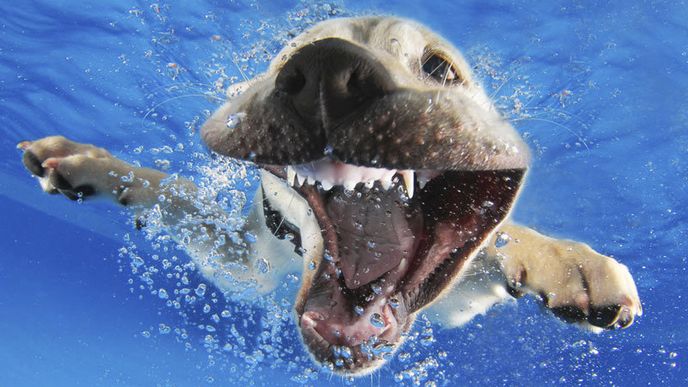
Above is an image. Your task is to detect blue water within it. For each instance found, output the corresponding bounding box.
[1,0,686,385]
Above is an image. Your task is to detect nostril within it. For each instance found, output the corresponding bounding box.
[343,66,386,101]
[346,70,360,94]
[276,67,306,95]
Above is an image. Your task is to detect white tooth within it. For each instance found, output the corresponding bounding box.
[361,168,384,185]
[321,179,334,191]
[364,180,374,189]
[400,170,415,198]
[344,179,358,191]
[307,175,316,185]
[417,170,439,189]
[418,178,429,189]
[287,166,296,186]
[379,169,396,190]
[338,165,362,187]
[296,173,306,186]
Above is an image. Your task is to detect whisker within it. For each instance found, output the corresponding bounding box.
[141,93,224,123]
[273,193,296,237]
[146,81,217,96]
[489,72,516,101]
[232,55,250,82]
[515,117,590,150]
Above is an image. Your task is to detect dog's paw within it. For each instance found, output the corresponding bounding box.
[497,232,642,331]
[18,136,128,201]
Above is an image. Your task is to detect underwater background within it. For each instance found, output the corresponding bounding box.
[0,0,686,385]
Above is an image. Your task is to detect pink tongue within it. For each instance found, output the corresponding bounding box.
[326,188,423,289]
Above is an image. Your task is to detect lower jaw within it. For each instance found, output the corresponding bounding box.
[299,168,524,309]
[287,167,525,374]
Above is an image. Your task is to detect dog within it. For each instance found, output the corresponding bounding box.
[18,16,641,376]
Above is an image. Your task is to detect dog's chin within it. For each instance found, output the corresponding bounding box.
[259,158,524,374]
[299,306,408,376]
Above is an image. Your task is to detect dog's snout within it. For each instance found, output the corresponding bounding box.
[276,38,395,126]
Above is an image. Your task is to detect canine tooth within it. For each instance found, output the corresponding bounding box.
[400,170,415,198]
[296,173,306,186]
[417,170,439,189]
[321,180,334,191]
[287,166,296,186]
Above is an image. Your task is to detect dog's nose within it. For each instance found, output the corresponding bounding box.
[275,38,395,127]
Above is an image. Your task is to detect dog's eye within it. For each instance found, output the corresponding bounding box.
[421,53,462,85]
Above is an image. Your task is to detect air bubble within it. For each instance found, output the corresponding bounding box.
[158,324,171,334]
[323,144,334,156]
[255,258,270,273]
[354,305,364,316]
[195,283,207,297]
[226,112,246,129]
[245,232,257,243]
[370,313,385,328]
[371,284,382,295]
[340,346,352,359]
[495,232,511,248]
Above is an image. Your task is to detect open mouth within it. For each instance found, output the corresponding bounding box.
[262,159,524,373]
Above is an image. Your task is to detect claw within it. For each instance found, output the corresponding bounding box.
[42,157,60,170]
[617,306,634,328]
[17,141,32,151]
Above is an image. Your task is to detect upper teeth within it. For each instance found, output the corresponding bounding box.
[286,161,437,199]
[399,170,414,199]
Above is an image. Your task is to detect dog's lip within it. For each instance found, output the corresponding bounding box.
[202,87,530,171]
[325,89,531,169]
